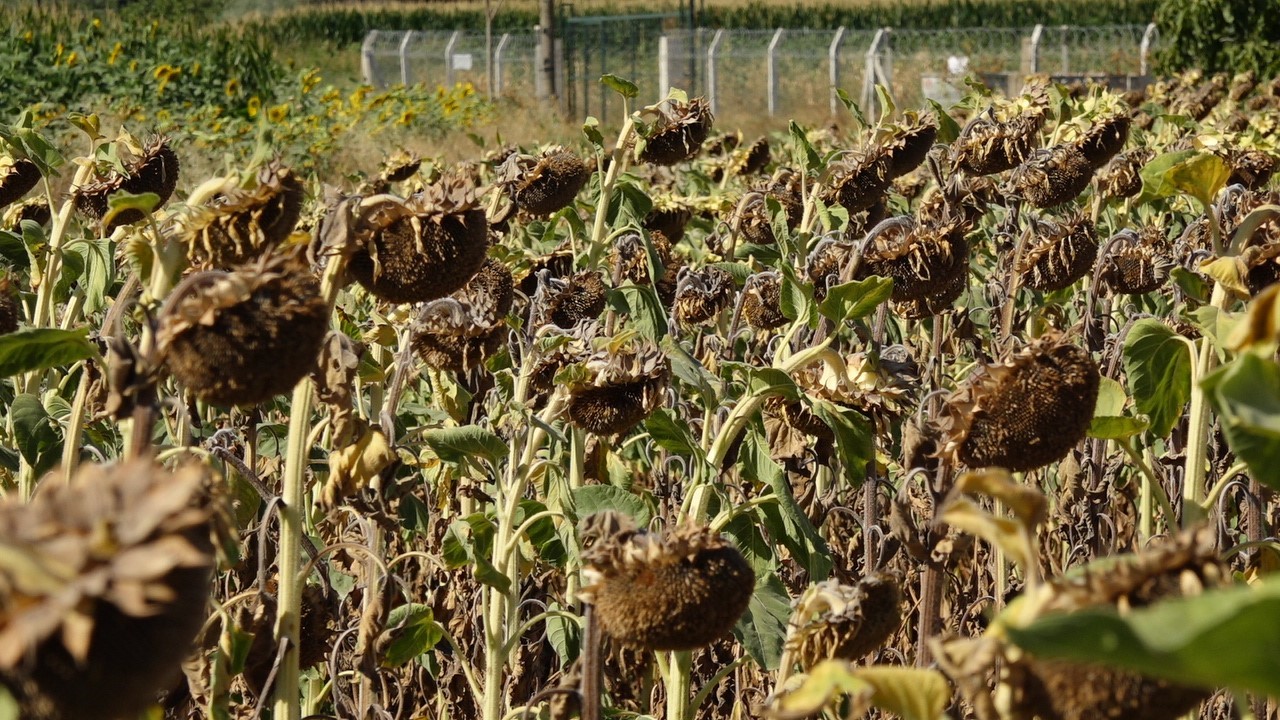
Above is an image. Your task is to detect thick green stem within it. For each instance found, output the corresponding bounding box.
[665,650,693,720]
[1183,282,1229,524]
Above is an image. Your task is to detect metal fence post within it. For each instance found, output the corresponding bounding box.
[1140,22,1157,76]
[862,28,886,114]
[1059,25,1069,74]
[828,26,846,116]
[398,30,415,87]
[658,35,671,97]
[1029,24,1043,74]
[706,29,724,116]
[493,33,511,95]
[361,30,380,87]
[444,30,460,87]
[767,28,785,116]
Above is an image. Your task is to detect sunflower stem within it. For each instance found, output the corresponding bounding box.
[665,650,693,720]
[1183,281,1229,525]
[272,248,348,720]
[588,108,636,270]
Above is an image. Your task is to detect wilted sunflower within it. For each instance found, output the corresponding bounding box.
[1074,112,1130,169]
[643,199,694,243]
[943,528,1221,720]
[825,150,892,214]
[74,136,179,232]
[741,271,788,330]
[0,461,215,720]
[858,216,969,303]
[380,149,422,184]
[158,250,329,407]
[501,146,592,216]
[1098,227,1173,295]
[612,231,681,305]
[806,237,855,302]
[730,136,772,176]
[347,175,489,304]
[953,111,1043,176]
[0,273,18,335]
[1095,147,1153,201]
[639,97,714,166]
[562,328,670,436]
[882,114,939,178]
[1010,144,1095,209]
[536,269,608,329]
[891,261,968,320]
[1226,148,1277,190]
[673,265,735,326]
[784,575,903,669]
[179,163,306,269]
[411,258,513,372]
[1017,212,1098,292]
[579,512,753,651]
[2,198,50,230]
[0,156,40,210]
[941,332,1100,472]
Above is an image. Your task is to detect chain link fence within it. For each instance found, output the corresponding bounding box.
[362,22,1158,124]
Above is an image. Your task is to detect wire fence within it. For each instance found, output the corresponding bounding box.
[362,22,1159,125]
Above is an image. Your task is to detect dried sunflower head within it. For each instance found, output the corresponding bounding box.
[502,146,592,216]
[158,249,330,407]
[1099,227,1172,295]
[536,269,608,329]
[891,260,968,320]
[0,461,215,720]
[559,326,671,435]
[1017,212,1098,292]
[785,575,903,669]
[0,273,19,335]
[179,163,306,269]
[859,216,969,303]
[1010,144,1095,209]
[741,271,788,330]
[74,136,179,232]
[380,149,422,184]
[953,112,1042,176]
[410,258,513,372]
[643,198,694,243]
[0,157,40,210]
[579,512,753,651]
[806,237,855,302]
[825,150,892,214]
[673,265,736,326]
[1075,112,1131,169]
[731,136,772,176]
[347,175,489,304]
[793,350,915,425]
[3,198,50,230]
[1095,147,1153,201]
[639,97,714,166]
[882,114,939,178]
[941,331,1100,472]
[1227,148,1277,190]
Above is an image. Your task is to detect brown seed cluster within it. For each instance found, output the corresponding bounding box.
[859,217,969,303]
[579,512,753,651]
[673,265,736,326]
[1018,212,1098,292]
[74,136,180,232]
[942,332,1100,472]
[567,333,670,436]
[504,147,593,216]
[159,251,330,407]
[411,257,514,372]
[953,112,1043,176]
[742,271,788,330]
[180,163,306,268]
[786,574,903,669]
[347,177,489,304]
[0,157,40,210]
[1095,147,1153,201]
[1011,144,1095,209]
[0,461,215,720]
[639,98,714,166]
[826,151,892,214]
[883,116,939,178]
[540,270,608,329]
[1099,227,1172,295]
[1075,112,1131,168]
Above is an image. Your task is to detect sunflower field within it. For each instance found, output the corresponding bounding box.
[4,1,1280,716]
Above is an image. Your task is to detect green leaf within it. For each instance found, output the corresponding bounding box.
[582,116,603,147]
[0,327,96,377]
[600,73,639,99]
[11,393,58,476]
[853,666,950,720]
[835,88,869,129]
[516,499,565,567]
[777,264,817,329]
[742,425,832,579]
[809,398,873,478]
[571,484,651,528]
[645,408,705,461]
[224,624,255,675]
[1137,150,1228,207]
[661,335,717,403]
[607,285,668,341]
[1122,319,1192,438]
[928,99,961,144]
[1136,149,1197,204]
[817,276,893,325]
[101,191,160,229]
[422,425,507,465]
[873,84,897,122]
[1089,376,1149,439]
[1202,353,1280,491]
[733,571,792,671]
[381,604,444,667]
[1006,576,1280,697]
[788,120,821,173]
